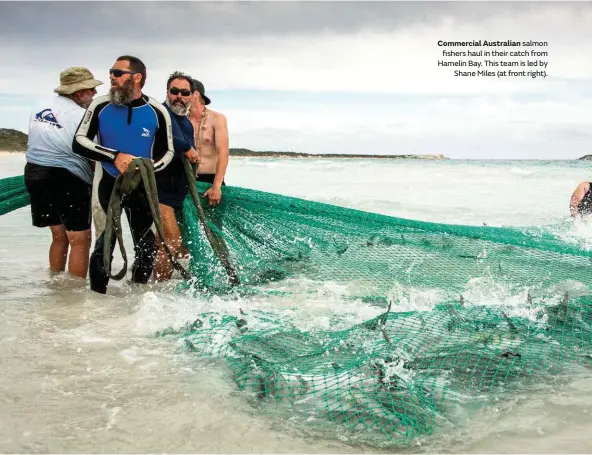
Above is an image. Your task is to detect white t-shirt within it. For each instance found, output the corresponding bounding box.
[25,95,93,184]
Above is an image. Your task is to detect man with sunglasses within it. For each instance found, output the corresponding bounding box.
[72,55,175,294]
[153,71,199,281]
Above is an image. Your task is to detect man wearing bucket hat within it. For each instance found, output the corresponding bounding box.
[188,79,229,206]
[24,66,102,279]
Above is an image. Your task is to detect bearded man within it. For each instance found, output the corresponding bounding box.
[72,55,175,294]
[152,71,199,281]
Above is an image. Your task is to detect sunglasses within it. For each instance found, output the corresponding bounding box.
[109,69,137,77]
[169,87,192,96]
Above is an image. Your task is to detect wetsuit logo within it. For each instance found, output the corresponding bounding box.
[141,127,150,138]
[34,109,63,129]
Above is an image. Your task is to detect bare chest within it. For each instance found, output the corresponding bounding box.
[191,115,214,148]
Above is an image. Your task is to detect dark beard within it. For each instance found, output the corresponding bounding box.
[165,98,190,116]
[110,78,135,105]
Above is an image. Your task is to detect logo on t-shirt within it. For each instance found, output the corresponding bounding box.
[34,109,63,129]
[142,127,150,138]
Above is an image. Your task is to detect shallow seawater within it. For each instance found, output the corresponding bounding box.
[1,153,592,453]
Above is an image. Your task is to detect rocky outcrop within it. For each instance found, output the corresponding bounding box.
[0,128,28,152]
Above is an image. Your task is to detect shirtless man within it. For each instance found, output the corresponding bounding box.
[570,181,592,217]
[187,79,229,206]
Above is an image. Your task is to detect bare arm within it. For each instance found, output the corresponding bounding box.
[213,113,229,188]
[570,181,589,217]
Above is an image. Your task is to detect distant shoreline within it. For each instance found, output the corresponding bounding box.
[229,150,448,160]
[0,150,25,156]
[1,148,591,162]
[0,148,448,160]
[1,128,590,161]
[0,128,448,160]
[1,149,591,161]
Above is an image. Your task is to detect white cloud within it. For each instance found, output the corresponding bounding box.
[0,2,590,159]
[2,3,590,96]
[142,3,591,95]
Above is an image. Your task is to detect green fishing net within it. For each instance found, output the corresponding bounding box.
[0,175,29,216]
[182,295,592,447]
[177,181,592,447]
[2,174,592,447]
[178,182,592,300]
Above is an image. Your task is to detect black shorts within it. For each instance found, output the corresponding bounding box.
[24,162,92,232]
[579,185,592,215]
[156,170,189,210]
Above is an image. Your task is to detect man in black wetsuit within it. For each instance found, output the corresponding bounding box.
[72,55,175,294]
[570,181,592,217]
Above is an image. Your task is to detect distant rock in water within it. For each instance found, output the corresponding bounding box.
[579,155,592,161]
[0,128,28,152]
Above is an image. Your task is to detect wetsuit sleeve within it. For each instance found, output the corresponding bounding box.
[148,99,175,172]
[72,96,120,163]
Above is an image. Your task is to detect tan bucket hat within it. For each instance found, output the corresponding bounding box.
[54,67,103,95]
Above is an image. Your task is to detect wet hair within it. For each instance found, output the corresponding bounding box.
[166,71,195,92]
[116,55,147,88]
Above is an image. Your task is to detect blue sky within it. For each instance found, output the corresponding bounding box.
[0,1,591,159]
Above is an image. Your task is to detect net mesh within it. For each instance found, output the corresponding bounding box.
[182,296,592,446]
[176,181,592,447]
[178,182,592,299]
[2,174,592,447]
[0,175,29,216]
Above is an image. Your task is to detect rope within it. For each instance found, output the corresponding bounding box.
[182,157,240,285]
[102,158,192,282]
